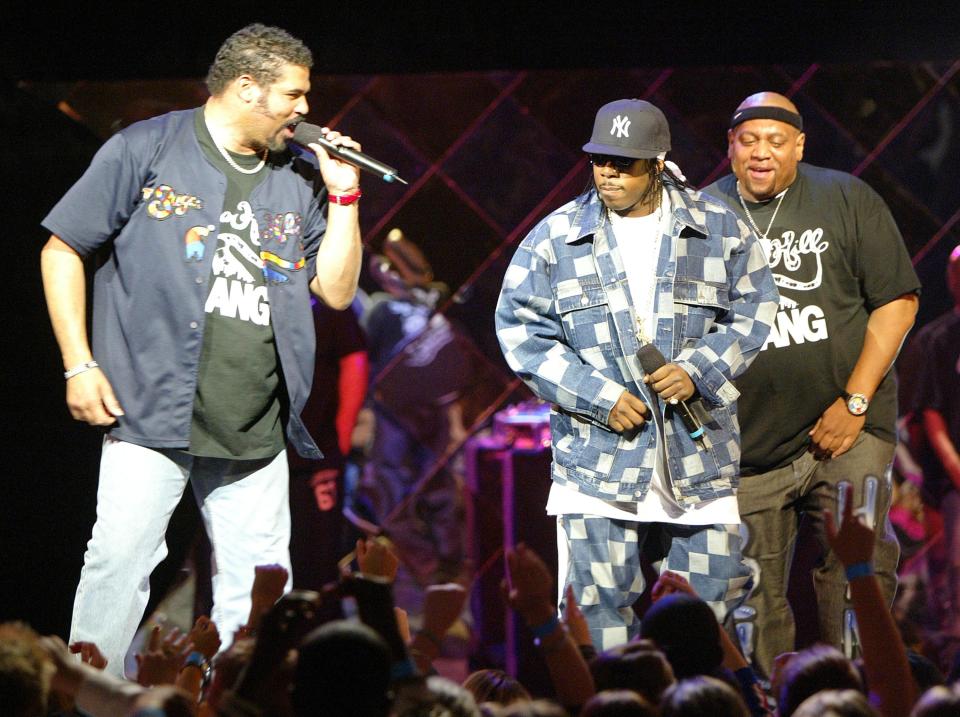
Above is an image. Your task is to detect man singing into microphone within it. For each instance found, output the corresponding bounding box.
[40,24,362,675]
[496,99,779,649]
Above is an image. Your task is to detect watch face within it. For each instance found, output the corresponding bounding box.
[847,393,869,416]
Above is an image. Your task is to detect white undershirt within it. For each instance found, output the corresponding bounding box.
[547,191,739,526]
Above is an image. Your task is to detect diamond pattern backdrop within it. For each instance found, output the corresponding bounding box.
[19,59,960,640]
[36,60,960,330]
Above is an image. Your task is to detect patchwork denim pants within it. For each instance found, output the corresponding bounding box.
[735,432,898,678]
[558,514,753,651]
[69,436,292,677]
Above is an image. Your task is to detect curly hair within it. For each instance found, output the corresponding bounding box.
[206,23,312,96]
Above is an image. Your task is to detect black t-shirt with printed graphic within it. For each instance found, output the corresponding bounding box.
[189,108,287,459]
[704,163,920,474]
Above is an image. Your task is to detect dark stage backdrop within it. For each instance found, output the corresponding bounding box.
[5,59,959,635]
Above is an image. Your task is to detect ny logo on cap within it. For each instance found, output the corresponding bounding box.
[610,114,631,138]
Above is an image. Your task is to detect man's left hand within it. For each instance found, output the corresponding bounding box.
[307,128,362,194]
[809,397,865,460]
[644,363,695,404]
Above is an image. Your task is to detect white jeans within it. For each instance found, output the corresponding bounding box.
[69,436,292,677]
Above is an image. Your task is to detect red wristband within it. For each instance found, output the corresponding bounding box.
[328,188,362,206]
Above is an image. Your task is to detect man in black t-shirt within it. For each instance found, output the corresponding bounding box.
[703,92,920,677]
[908,247,960,633]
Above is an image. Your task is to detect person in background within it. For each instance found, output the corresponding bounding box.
[289,299,368,590]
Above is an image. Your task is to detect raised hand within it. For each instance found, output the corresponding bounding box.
[41,635,85,697]
[563,583,592,647]
[422,583,468,642]
[69,640,108,670]
[502,542,556,626]
[186,615,221,660]
[824,482,875,567]
[244,563,290,636]
[251,563,289,606]
[135,625,193,687]
[650,570,697,602]
[356,537,400,583]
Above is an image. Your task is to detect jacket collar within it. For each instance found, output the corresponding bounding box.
[566,181,710,244]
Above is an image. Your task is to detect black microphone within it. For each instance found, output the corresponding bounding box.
[637,343,705,444]
[291,122,408,185]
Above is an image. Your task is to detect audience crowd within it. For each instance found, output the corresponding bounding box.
[2,482,956,716]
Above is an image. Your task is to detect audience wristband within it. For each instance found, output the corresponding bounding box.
[845,561,874,581]
[64,360,99,379]
[328,188,362,205]
[529,614,561,639]
[182,650,212,690]
[183,651,209,670]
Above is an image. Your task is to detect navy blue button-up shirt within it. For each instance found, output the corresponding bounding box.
[43,109,327,458]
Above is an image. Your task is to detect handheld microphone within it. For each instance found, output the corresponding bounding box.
[637,344,705,443]
[291,122,408,185]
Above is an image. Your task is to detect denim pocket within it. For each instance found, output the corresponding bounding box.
[673,278,729,339]
[550,408,621,480]
[555,281,614,351]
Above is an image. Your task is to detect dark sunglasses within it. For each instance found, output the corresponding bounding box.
[588,154,636,170]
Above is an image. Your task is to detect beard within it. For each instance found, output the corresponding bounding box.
[251,95,290,153]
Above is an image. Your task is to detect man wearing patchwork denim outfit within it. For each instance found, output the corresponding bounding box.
[496,99,779,650]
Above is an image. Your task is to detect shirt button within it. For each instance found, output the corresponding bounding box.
[581,296,589,306]
[195,276,204,284]
[190,321,198,329]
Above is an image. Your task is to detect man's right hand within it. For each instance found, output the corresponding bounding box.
[66,368,124,426]
[607,390,648,433]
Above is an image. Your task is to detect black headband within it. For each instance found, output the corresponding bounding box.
[730,106,803,131]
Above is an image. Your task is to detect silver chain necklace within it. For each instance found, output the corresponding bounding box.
[736,181,788,240]
[205,117,267,174]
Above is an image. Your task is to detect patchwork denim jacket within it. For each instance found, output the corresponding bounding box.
[496,181,778,506]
